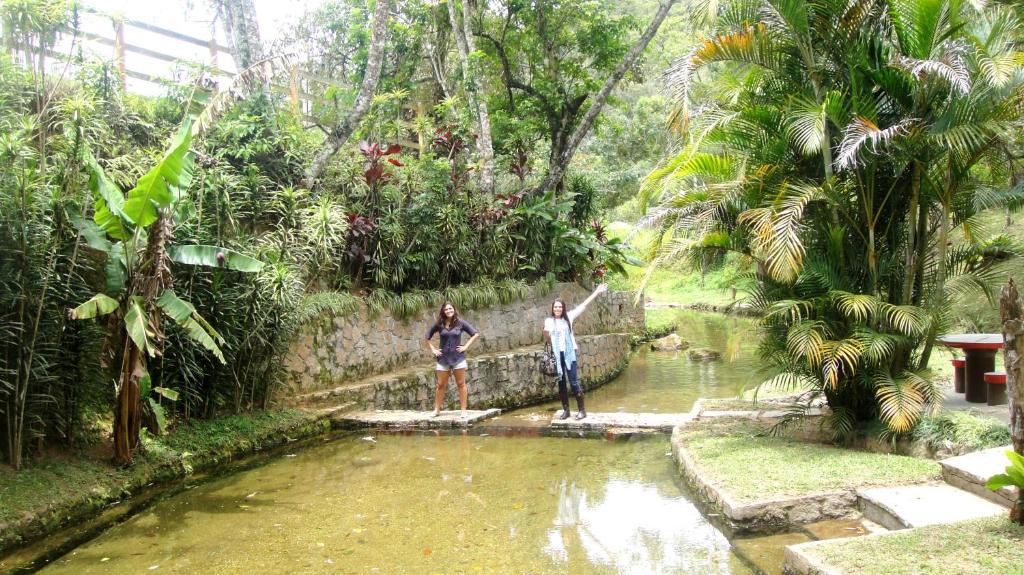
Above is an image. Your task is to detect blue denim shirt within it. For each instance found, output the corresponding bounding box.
[425,319,478,366]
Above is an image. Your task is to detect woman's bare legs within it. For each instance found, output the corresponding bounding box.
[433,369,451,416]
[453,368,469,417]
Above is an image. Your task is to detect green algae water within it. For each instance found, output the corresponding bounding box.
[588,310,764,413]
[492,310,765,426]
[41,435,753,575]
[37,311,766,574]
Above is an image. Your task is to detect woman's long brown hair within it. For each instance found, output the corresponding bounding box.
[550,299,572,332]
[435,300,460,329]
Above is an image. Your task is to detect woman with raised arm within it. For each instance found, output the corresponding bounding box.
[423,301,480,419]
[544,283,608,420]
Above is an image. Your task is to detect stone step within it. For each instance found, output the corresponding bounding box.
[332,408,502,429]
[857,483,1005,530]
[308,402,358,418]
[939,445,1016,509]
[549,411,693,432]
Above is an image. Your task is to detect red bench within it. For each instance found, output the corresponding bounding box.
[951,358,966,393]
[983,372,1008,406]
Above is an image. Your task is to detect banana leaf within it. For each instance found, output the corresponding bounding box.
[70,293,119,319]
[123,119,194,227]
[156,290,225,363]
[167,245,264,272]
[84,149,130,240]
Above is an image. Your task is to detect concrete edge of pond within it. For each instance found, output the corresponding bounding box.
[782,538,849,575]
[0,413,333,566]
[670,422,859,535]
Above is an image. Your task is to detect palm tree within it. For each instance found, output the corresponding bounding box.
[642,0,1024,437]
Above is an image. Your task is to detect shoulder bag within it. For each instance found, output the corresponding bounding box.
[541,341,558,376]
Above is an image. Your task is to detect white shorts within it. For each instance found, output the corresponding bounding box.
[436,360,468,371]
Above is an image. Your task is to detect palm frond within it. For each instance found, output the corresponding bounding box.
[835,116,916,170]
[874,370,925,433]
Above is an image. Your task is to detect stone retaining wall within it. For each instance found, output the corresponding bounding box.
[284,283,643,394]
[299,333,631,411]
[670,420,859,535]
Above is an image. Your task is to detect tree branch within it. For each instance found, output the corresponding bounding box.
[302,0,391,188]
[535,0,679,196]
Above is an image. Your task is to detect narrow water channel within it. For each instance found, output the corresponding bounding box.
[38,311,779,575]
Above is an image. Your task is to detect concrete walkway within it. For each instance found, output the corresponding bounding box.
[857,483,1005,530]
[549,411,692,432]
[940,445,1016,507]
[332,409,502,429]
[940,387,1010,423]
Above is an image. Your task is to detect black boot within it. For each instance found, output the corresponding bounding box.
[558,386,571,420]
[574,393,587,420]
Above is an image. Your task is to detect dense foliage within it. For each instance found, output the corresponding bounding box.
[643,0,1024,439]
[0,0,658,467]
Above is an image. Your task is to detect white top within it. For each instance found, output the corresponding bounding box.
[544,305,585,354]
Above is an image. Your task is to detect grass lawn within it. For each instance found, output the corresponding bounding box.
[805,516,1024,575]
[679,421,941,503]
[606,221,749,307]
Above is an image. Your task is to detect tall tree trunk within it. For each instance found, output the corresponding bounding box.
[535,0,679,196]
[998,279,1024,525]
[113,342,144,466]
[920,188,953,370]
[302,0,391,188]
[215,0,265,69]
[448,0,494,192]
[901,164,920,305]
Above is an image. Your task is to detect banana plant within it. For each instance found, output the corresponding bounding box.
[70,116,263,466]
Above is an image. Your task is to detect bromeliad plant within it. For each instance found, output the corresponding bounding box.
[70,116,263,466]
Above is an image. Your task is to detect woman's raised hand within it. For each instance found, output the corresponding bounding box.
[595,283,608,294]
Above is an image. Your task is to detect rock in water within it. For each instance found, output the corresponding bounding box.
[688,347,721,361]
[650,333,689,351]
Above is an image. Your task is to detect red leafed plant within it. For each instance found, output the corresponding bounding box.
[358,141,402,188]
[351,141,401,288]
[431,125,474,197]
[345,213,376,264]
[509,145,530,182]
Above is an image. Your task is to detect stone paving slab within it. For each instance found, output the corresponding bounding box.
[857,483,1005,530]
[698,407,828,419]
[549,411,692,432]
[939,445,1015,508]
[332,409,502,429]
[941,388,1009,423]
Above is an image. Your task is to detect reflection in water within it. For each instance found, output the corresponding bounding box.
[40,435,752,575]
[545,479,737,575]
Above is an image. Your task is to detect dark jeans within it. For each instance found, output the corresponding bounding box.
[558,352,582,395]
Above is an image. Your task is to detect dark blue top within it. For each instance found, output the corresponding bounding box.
[424,319,478,366]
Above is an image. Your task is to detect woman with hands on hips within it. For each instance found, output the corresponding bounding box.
[423,301,480,419]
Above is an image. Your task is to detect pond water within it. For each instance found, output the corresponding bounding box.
[39,311,778,575]
[491,310,767,426]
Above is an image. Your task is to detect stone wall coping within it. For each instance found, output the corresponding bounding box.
[783,540,850,575]
[671,424,859,532]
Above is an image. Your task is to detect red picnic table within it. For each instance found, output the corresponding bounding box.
[937,334,1003,404]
